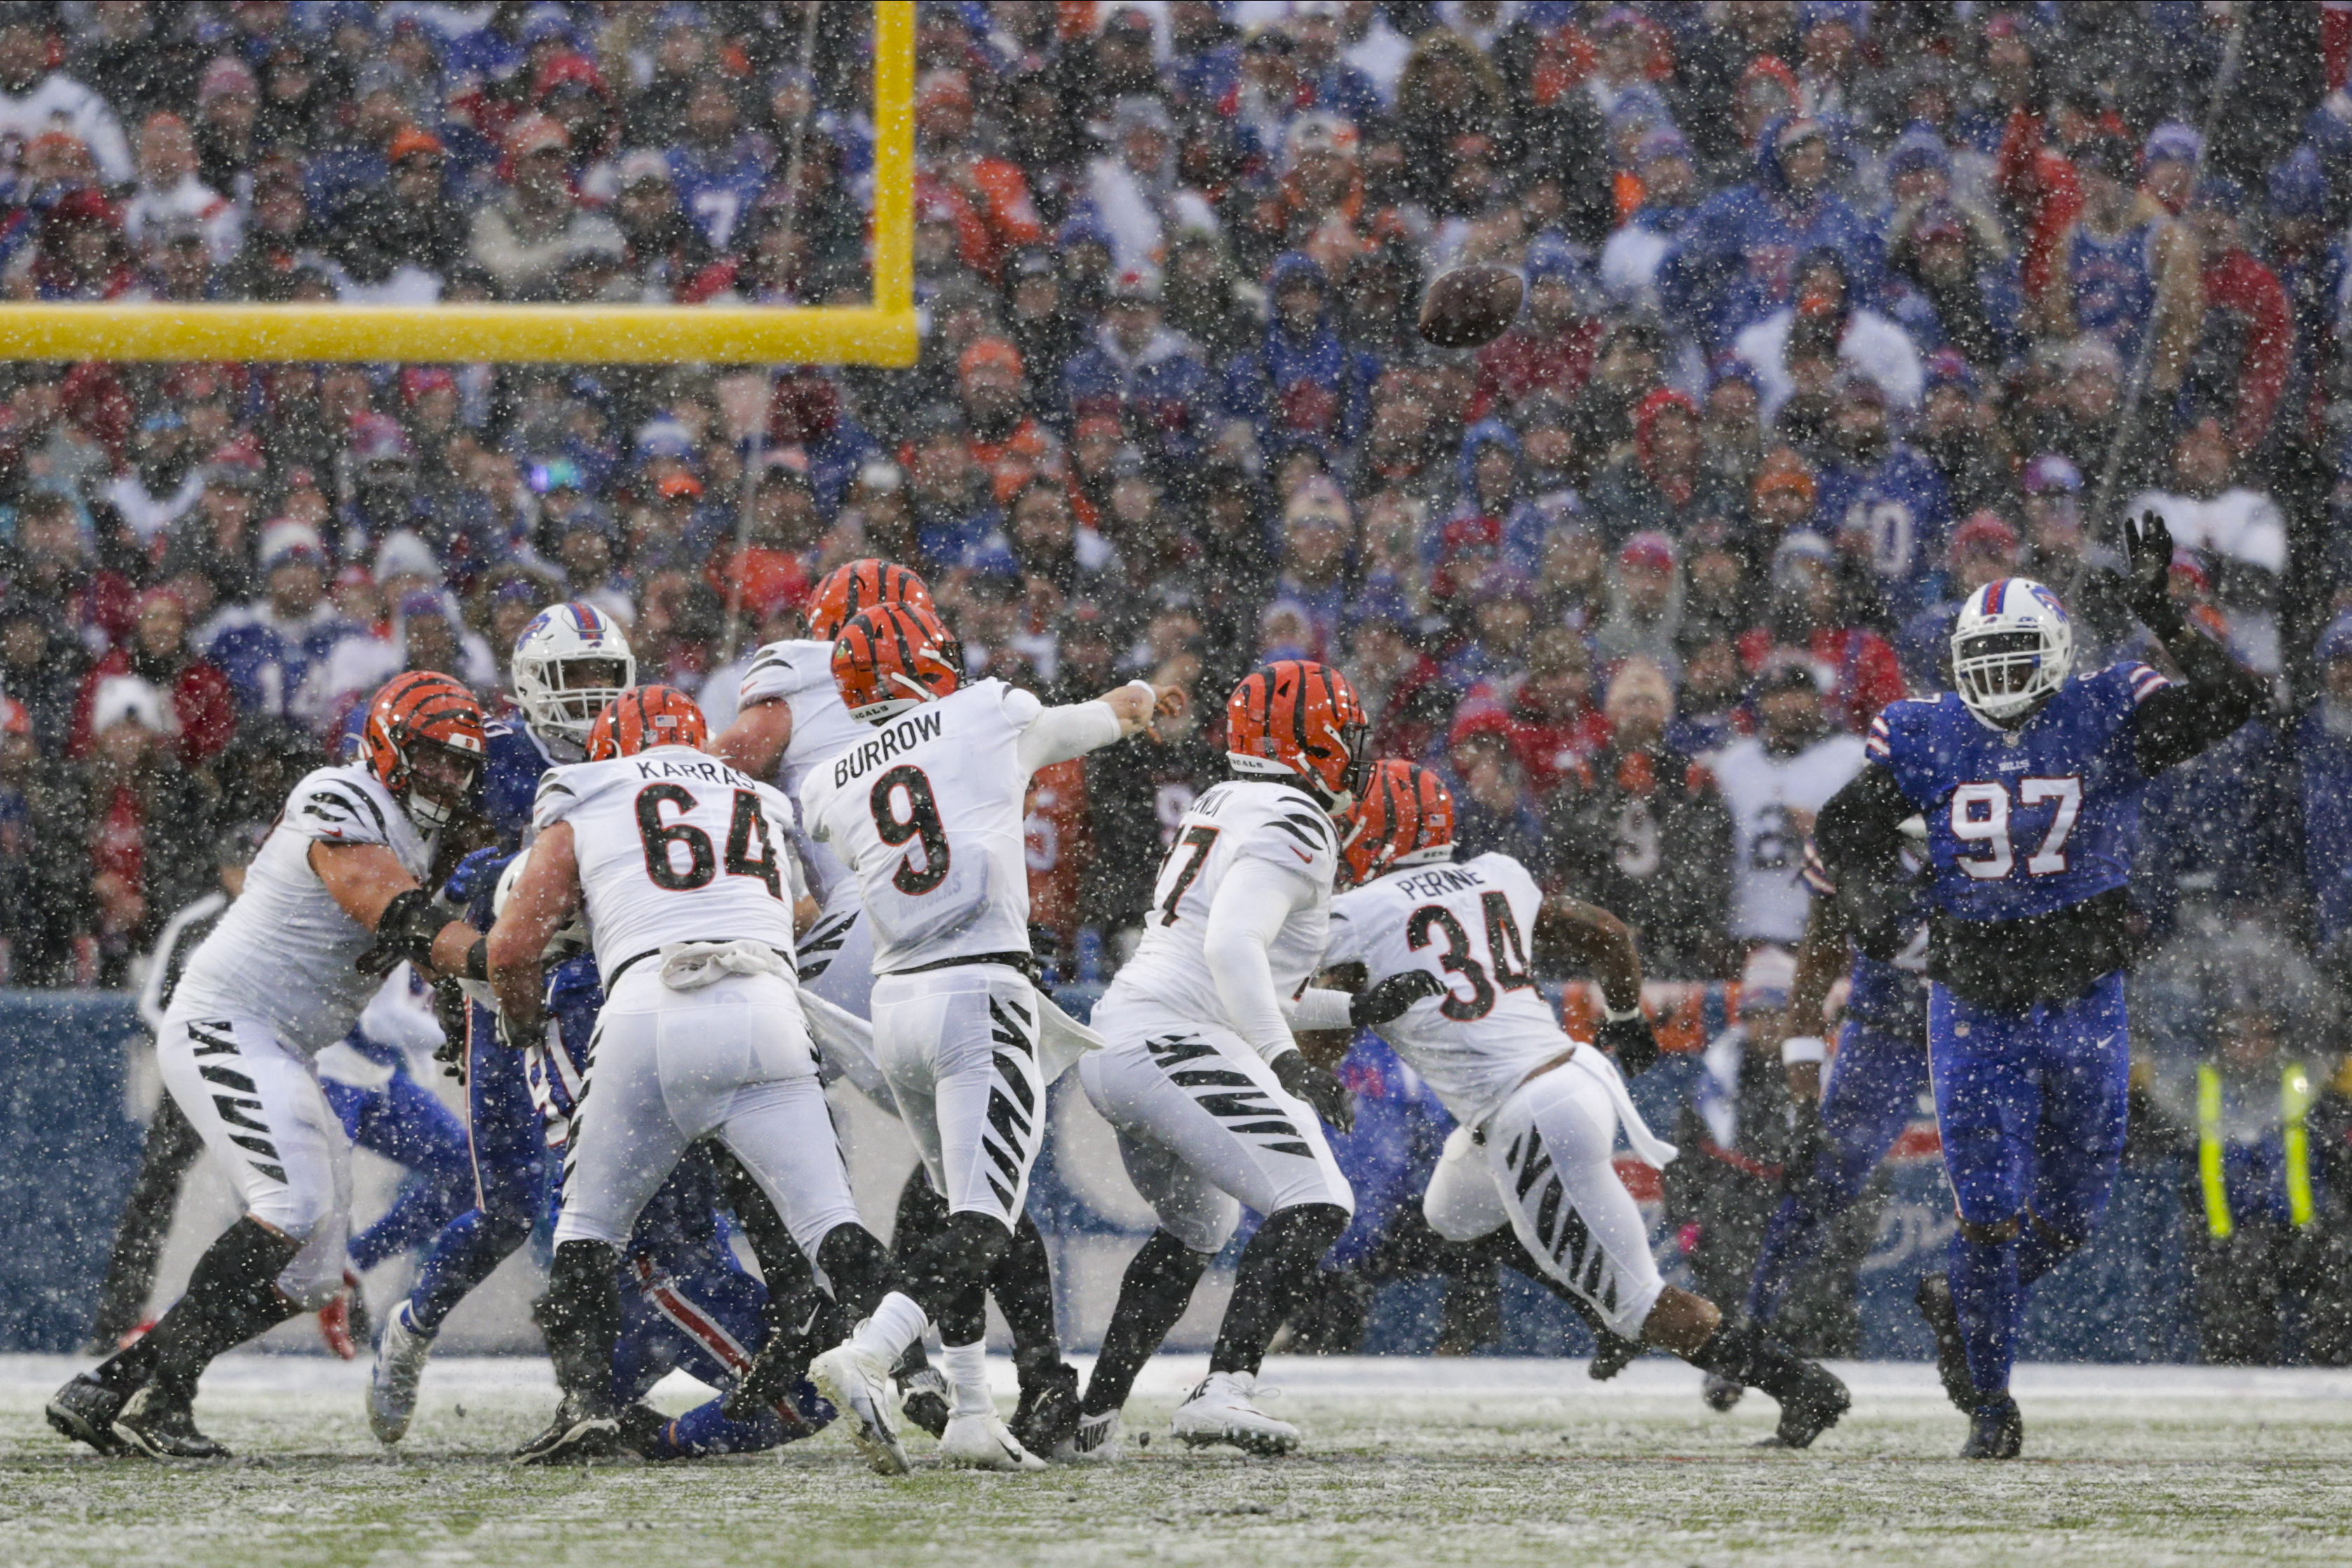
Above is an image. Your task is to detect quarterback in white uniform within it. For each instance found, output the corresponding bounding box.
[1070,660,1427,1460]
[487,684,921,1466]
[1320,762,1851,1449]
[49,673,492,1461]
[799,600,1176,1473]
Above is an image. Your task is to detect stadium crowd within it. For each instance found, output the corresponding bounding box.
[5,3,2352,1346]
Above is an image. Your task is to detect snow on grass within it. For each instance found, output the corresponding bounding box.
[4,1355,2351,1567]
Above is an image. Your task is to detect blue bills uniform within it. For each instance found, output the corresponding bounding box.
[1743,842,1931,1326]
[317,1028,473,1275]
[537,958,836,1456]
[1870,658,2168,1236]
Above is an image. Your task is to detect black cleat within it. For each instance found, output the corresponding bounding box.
[723,1290,831,1422]
[1010,1360,1082,1457]
[47,1374,132,1457]
[1961,1394,2023,1459]
[1764,1360,1850,1449]
[512,1395,622,1464]
[1701,1371,1745,1412]
[898,1366,951,1440]
[614,1403,673,1460]
[111,1384,231,1459]
[1588,1329,1642,1381]
[1916,1273,1980,1413]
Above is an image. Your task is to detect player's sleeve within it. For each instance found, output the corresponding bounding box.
[1320,893,1374,968]
[2128,634,2265,776]
[1231,797,1340,884]
[530,764,590,833]
[738,641,816,708]
[1014,692,1124,773]
[284,771,396,846]
[1204,853,1326,1061]
[1799,837,1837,897]
[762,785,809,900]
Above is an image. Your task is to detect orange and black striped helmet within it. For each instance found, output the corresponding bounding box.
[1340,760,1456,886]
[806,558,935,642]
[1225,659,1371,814]
[360,671,486,832]
[586,685,709,761]
[832,602,964,723]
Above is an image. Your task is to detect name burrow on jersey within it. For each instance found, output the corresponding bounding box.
[830,708,947,789]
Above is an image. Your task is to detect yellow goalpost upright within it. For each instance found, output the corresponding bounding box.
[0,1,916,366]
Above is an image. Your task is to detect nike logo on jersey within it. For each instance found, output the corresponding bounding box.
[1292,847,1313,864]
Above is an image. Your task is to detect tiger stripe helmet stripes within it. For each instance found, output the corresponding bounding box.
[1224,659,1372,816]
[806,558,935,642]
[360,672,486,833]
[586,685,710,761]
[832,602,964,724]
[1340,760,1456,886]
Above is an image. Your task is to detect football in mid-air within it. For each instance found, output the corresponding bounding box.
[1417,264,1523,349]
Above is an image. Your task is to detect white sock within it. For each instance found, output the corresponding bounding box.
[851,1291,930,1365]
[943,1340,992,1418]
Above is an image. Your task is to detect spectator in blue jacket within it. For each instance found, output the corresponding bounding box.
[196,520,351,719]
[1062,264,1215,479]
[1222,250,1377,462]
[1661,114,1884,357]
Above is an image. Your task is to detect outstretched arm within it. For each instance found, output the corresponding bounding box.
[1534,895,1661,1074]
[485,825,583,1039]
[712,698,794,778]
[1813,764,1917,962]
[2120,509,2265,774]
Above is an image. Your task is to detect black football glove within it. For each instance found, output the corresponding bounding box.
[1352,969,1447,1028]
[1274,1050,1356,1134]
[2123,508,2181,633]
[431,980,469,1084]
[1841,879,1912,964]
[1781,1112,1830,1198]
[1597,1009,1661,1076]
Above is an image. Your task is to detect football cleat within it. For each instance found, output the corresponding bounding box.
[898,1365,951,1440]
[1961,1394,2024,1460]
[1701,1371,1745,1412]
[1588,1329,1642,1381]
[47,1373,131,1457]
[367,1302,437,1445]
[1916,1273,1980,1413]
[614,1403,674,1461]
[1052,1409,1124,1465]
[1762,1360,1850,1450]
[111,1384,231,1460]
[1170,1371,1299,1457]
[811,1344,911,1476]
[512,1395,622,1465]
[1011,1360,1082,1457]
[939,1412,1048,1472]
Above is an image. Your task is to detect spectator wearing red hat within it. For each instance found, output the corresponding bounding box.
[1440,708,1548,869]
[78,670,215,985]
[1590,388,1738,543]
[1736,530,1904,735]
[333,125,468,294]
[468,114,623,299]
[72,588,235,766]
[0,12,133,186]
[29,187,136,300]
[1894,509,2022,690]
[1596,529,1686,676]
[958,335,1058,477]
[914,68,1046,284]
[1501,624,1611,797]
[1473,238,1603,418]
[192,55,261,194]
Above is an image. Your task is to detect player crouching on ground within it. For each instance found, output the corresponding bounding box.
[1317,761,1852,1449]
[1816,514,2264,1458]
[50,674,492,1459]
[487,686,920,1465]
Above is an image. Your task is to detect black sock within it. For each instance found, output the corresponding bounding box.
[1210,1203,1350,1377]
[710,1143,816,1302]
[892,1166,950,1256]
[816,1223,911,1319]
[903,1212,1011,1341]
[1688,1318,1815,1402]
[102,1216,302,1399]
[994,1210,1064,1379]
[1082,1229,1212,1417]
[534,1240,620,1412]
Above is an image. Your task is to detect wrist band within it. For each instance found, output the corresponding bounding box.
[1603,1002,1643,1023]
[464,936,489,982]
[1126,678,1156,701]
[1780,1034,1828,1066]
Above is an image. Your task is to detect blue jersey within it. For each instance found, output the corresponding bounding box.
[1813,444,1951,624]
[2068,221,2156,365]
[480,719,553,842]
[1869,658,2171,923]
[668,143,769,252]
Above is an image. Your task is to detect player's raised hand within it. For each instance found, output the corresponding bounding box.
[2123,509,2176,626]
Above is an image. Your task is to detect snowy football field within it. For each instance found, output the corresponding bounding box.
[5,1354,2349,1567]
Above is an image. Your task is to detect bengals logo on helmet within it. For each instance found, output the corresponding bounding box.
[1224,660,1371,814]
[806,558,935,642]
[586,685,709,761]
[833,602,964,724]
[1339,760,1456,886]
[361,671,486,832]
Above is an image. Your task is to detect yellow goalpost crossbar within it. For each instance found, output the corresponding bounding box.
[0,1,917,366]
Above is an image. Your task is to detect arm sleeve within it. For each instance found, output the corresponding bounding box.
[1285,987,1357,1032]
[529,768,587,834]
[285,774,396,846]
[1813,763,1916,895]
[1203,854,1323,1062]
[2134,624,2266,776]
[1016,698,1124,773]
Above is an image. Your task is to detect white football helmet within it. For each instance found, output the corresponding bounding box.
[1950,576,2073,726]
[511,602,635,759]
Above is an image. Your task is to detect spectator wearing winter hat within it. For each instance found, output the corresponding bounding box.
[2039,134,2166,365]
[1440,708,1548,870]
[196,520,351,719]
[1893,511,2022,691]
[156,445,271,609]
[1469,238,1600,419]
[1885,194,2025,370]
[1588,388,1738,545]
[1813,371,1950,624]
[469,114,624,299]
[1734,247,1924,428]
[913,69,1047,285]
[333,124,469,295]
[1222,250,1376,461]
[1595,530,1687,679]
[1738,530,1905,736]
[122,111,240,267]
[1063,264,1215,475]
[1500,624,1612,797]
[957,335,1057,480]
[2161,177,2294,461]
[72,588,234,766]
[8,491,135,653]
[80,673,213,987]
[1739,445,1819,593]
[1992,71,2114,306]
[1912,351,2013,520]
[1271,475,1352,659]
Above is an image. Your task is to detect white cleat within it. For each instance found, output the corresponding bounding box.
[367,1302,436,1445]
[811,1344,911,1475]
[939,1412,1047,1472]
[1051,1409,1124,1464]
[1170,1371,1299,1457]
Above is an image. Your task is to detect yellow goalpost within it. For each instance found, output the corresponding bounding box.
[0,2,916,366]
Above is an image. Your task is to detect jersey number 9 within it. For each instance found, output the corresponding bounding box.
[870,764,952,895]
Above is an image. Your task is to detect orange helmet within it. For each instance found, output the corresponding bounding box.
[1225,660,1371,814]
[360,671,486,832]
[586,685,709,761]
[806,558,935,642]
[833,602,964,723]
[1340,760,1456,885]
